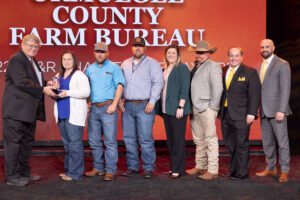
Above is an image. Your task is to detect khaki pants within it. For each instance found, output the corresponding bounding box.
[191,107,219,174]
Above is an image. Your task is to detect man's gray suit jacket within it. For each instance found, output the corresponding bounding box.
[260,55,292,117]
[191,59,223,113]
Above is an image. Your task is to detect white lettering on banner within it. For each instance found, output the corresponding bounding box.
[35,0,183,3]
[53,6,164,25]
[64,28,87,45]
[10,27,205,46]
[9,27,25,45]
[10,0,207,48]
[53,6,69,24]
[94,29,111,44]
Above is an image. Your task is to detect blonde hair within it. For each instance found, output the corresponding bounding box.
[22,34,41,46]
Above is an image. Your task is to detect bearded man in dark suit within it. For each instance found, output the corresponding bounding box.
[219,47,261,180]
[2,34,56,186]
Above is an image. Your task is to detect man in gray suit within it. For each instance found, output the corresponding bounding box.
[256,39,292,182]
[186,41,223,180]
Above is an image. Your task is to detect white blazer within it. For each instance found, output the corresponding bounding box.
[54,70,90,126]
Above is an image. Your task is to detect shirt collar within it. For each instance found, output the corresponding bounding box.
[263,54,274,64]
[97,59,109,67]
[131,54,146,63]
[229,64,240,72]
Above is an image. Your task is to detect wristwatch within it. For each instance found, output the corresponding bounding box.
[178,106,183,109]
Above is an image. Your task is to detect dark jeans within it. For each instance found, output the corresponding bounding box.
[3,118,36,181]
[162,114,187,174]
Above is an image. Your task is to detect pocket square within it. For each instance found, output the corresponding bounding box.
[238,77,246,81]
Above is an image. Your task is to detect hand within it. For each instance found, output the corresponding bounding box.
[58,90,67,98]
[276,112,285,121]
[246,115,255,125]
[106,104,117,114]
[176,108,184,119]
[118,101,125,112]
[43,86,57,97]
[145,103,154,114]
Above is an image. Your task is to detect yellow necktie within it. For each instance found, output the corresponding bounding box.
[260,60,267,84]
[224,68,235,107]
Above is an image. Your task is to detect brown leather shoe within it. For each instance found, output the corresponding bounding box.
[186,167,207,175]
[104,173,115,181]
[256,168,278,177]
[278,172,289,183]
[85,169,106,177]
[61,175,73,181]
[198,172,218,180]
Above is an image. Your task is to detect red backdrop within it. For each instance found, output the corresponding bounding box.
[0,0,266,141]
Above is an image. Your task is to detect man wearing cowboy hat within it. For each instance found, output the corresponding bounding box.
[186,40,223,180]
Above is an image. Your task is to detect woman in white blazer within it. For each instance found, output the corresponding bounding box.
[53,51,90,181]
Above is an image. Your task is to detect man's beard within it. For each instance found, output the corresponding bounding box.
[97,58,107,65]
[261,51,272,59]
[133,53,144,59]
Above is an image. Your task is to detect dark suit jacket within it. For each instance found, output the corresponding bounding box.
[2,50,46,123]
[156,62,191,116]
[219,64,261,120]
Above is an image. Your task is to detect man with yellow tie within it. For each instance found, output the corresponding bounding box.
[219,47,261,180]
[255,39,292,182]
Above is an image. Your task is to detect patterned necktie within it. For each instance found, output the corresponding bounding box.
[224,68,235,107]
[260,60,267,84]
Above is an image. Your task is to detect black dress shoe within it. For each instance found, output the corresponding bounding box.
[122,169,139,177]
[229,175,248,180]
[7,177,29,187]
[144,171,153,179]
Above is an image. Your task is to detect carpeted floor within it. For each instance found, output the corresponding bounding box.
[0,152,299,200]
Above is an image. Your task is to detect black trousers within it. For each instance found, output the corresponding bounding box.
[2,118,36,180]
[162,114,187,174]
[221,109,250,177]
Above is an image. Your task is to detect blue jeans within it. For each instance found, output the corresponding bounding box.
[58,119,84,180]
[87,104,118,174]
[122,102,156,172]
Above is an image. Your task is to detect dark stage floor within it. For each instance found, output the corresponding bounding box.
[0,149,299,200]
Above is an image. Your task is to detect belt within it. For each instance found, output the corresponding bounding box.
[92,100,113,107]
[125,99,149,104]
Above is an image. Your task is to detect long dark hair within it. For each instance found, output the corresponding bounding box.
[164,44,181,69]
[59,51,78,77]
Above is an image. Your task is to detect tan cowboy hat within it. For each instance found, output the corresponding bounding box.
[188,40,217,53]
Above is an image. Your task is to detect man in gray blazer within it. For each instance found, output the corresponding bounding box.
[186,41,223,180]
[256,39,292,182]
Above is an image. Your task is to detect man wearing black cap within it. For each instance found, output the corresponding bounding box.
[119,37,163,179]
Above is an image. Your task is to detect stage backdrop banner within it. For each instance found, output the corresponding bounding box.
[0,0,266,141]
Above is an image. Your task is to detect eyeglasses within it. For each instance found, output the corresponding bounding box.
[25,43,40,49]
